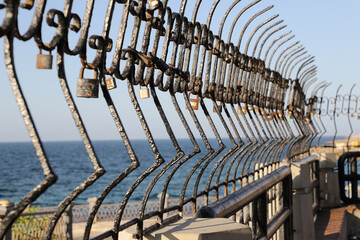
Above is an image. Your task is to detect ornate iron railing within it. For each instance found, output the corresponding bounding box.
[0,0,336,239]
[196,165,292,240]
[11,209,70,240]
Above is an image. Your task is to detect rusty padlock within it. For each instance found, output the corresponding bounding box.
[139,85,150,99]
[36,49,53,69]
[186,93,199,110]
[76,67,99,98]
[105,76,117,90]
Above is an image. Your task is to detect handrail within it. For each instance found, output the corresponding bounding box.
[196,166,291,218]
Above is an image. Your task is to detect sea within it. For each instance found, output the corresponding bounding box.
[0,136,337,207]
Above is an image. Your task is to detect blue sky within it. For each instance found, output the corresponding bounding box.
[0,0,359,142]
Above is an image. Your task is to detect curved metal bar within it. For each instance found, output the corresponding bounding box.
[237,5,274,48]
[332,85,343,148]
[316,83,331,146]
[251,20,285,57]
[280,48,306,77]
[300,68,317,86]
[346,84,356,148]
[273,41,300,71]
[213,0,262,100]
[267,37,297,68]
[263,31,292,64]
[225,5,274,104]
[226,0,261,43]
[257,27,288,60]
[296,56,315,79]
[303,77,318,94]
[113,66,165,236]
[244,15,279,55]
[54,40,120,240]
[286,55,312,79]
[0,31,57,240]
[299,64,316,82]
[310,82,327,145]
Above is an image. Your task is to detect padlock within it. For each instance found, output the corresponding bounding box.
[139,85,150,99]
[351,114,355,118]
[25,0,34,5]
[237,106,246,114]
[36,49,52,69]
[105,76,117,90]
[19,0,34,9]
[358,115,360,120]
[286,115,293,122]
[76,67,99,98]
[147,0,161,11]
[186,93,199,110]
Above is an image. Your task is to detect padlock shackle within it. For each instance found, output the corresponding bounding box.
[79,66,98,79]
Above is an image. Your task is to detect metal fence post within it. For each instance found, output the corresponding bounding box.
[87,197,97,223]
[0,200,14,240]
[157,193,170,216]
[64,202,74,240]
[283,174,293,240]
[252,193,267,238]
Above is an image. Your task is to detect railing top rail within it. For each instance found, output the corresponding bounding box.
[196,166,291,218]
[293,154,318,165]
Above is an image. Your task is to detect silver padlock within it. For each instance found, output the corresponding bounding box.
[139,85,150,99]
[36,49,52,69]
[105,76,117,90]
[76,67,99,98]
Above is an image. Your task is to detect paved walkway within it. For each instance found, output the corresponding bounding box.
[73,221,114,240]
[315,204,360,240]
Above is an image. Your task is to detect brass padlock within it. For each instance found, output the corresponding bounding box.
[237,106,246,114]
[36,49,53,69]
[19,0,34,9]
[266,115,273,121]
[139,85,150,99]
[76,67,99,98]
[186,93,199,110]
[286,115,293,122]
[105,76,117,90]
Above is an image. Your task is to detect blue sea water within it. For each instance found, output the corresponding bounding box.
[0,136,335,207]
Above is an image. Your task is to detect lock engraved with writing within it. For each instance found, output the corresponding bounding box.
[139,85,150,99]
[76,67,99,98]
[106,76,117,90]
[36,49,53,69]
[186,93,199,110]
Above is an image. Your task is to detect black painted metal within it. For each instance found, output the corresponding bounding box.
[0,0,327,239]
[338,152,360,204]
